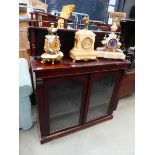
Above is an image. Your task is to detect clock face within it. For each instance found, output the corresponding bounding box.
[108,38,117,48]
[82,37,93,50]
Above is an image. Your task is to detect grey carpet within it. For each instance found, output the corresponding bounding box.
[19,95,135,155]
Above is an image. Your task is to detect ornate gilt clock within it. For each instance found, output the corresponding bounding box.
[70,17,97,62]
[41,23,63,65]
[95,30,125,60]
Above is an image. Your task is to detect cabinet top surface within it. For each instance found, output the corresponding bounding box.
[31,58,130,73]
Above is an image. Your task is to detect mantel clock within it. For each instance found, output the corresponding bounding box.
[70,17,97,62]
[96,23,125,60]
[41,23,63,64]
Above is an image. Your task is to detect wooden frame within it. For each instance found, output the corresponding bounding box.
[109,12,126,21]
[29,11,73,28]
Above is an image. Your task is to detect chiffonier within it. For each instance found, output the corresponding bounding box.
[28,27,130,143]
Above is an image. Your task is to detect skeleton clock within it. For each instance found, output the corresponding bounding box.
[70,17,97,62]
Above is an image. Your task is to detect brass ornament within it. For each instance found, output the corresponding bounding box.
[95,32,125,60]
[83,16,90,29]
[41,23,63,65]
[69,17,97,62]
[57,4,75,28]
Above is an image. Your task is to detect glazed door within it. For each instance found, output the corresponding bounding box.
[85,71,121,123]
[45,75,88,133]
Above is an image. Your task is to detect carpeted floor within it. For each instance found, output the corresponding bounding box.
[19,95,135,155]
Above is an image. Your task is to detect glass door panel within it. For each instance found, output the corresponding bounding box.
[47,77,84,132]
[86,74,117,122]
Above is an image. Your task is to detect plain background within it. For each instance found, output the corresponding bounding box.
[0,1,155,155]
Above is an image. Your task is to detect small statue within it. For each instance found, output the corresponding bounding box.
[41,23,63,65]
[109,12,126,31]
[111,19,118,32]
[57,4,75,28]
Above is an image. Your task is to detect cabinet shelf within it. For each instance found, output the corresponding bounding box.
[49,94,110,119]
[49,103,110,132]
[50,112,79,132]
[87,104,110,122]
[49,100,81,119]
[49,87,82,118]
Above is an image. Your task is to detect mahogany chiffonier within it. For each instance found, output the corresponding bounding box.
[31,58,129,143]
[28,27,130,143]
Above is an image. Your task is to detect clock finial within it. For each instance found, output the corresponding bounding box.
[83,16,89,29]
[48,22,58,35]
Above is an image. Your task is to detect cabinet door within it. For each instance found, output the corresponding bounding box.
[45,75,88,133]
[85,71,121,122]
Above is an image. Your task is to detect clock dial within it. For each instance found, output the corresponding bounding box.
[82,37,93,50]
[108,38,117,48]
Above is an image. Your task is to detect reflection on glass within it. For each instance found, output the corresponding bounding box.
[48,78,83,132]
[109,0,116,5]
[87,75,116,122]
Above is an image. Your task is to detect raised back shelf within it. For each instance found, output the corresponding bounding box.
[28,27,120,58]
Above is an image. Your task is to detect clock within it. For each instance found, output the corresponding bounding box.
[41,25,63,65]
[95,32,125,60]
[69,17,97,62]
[82,37,93,50]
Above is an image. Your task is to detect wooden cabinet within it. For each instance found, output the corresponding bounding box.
[31,59,129,143]
[28,27,130,143]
